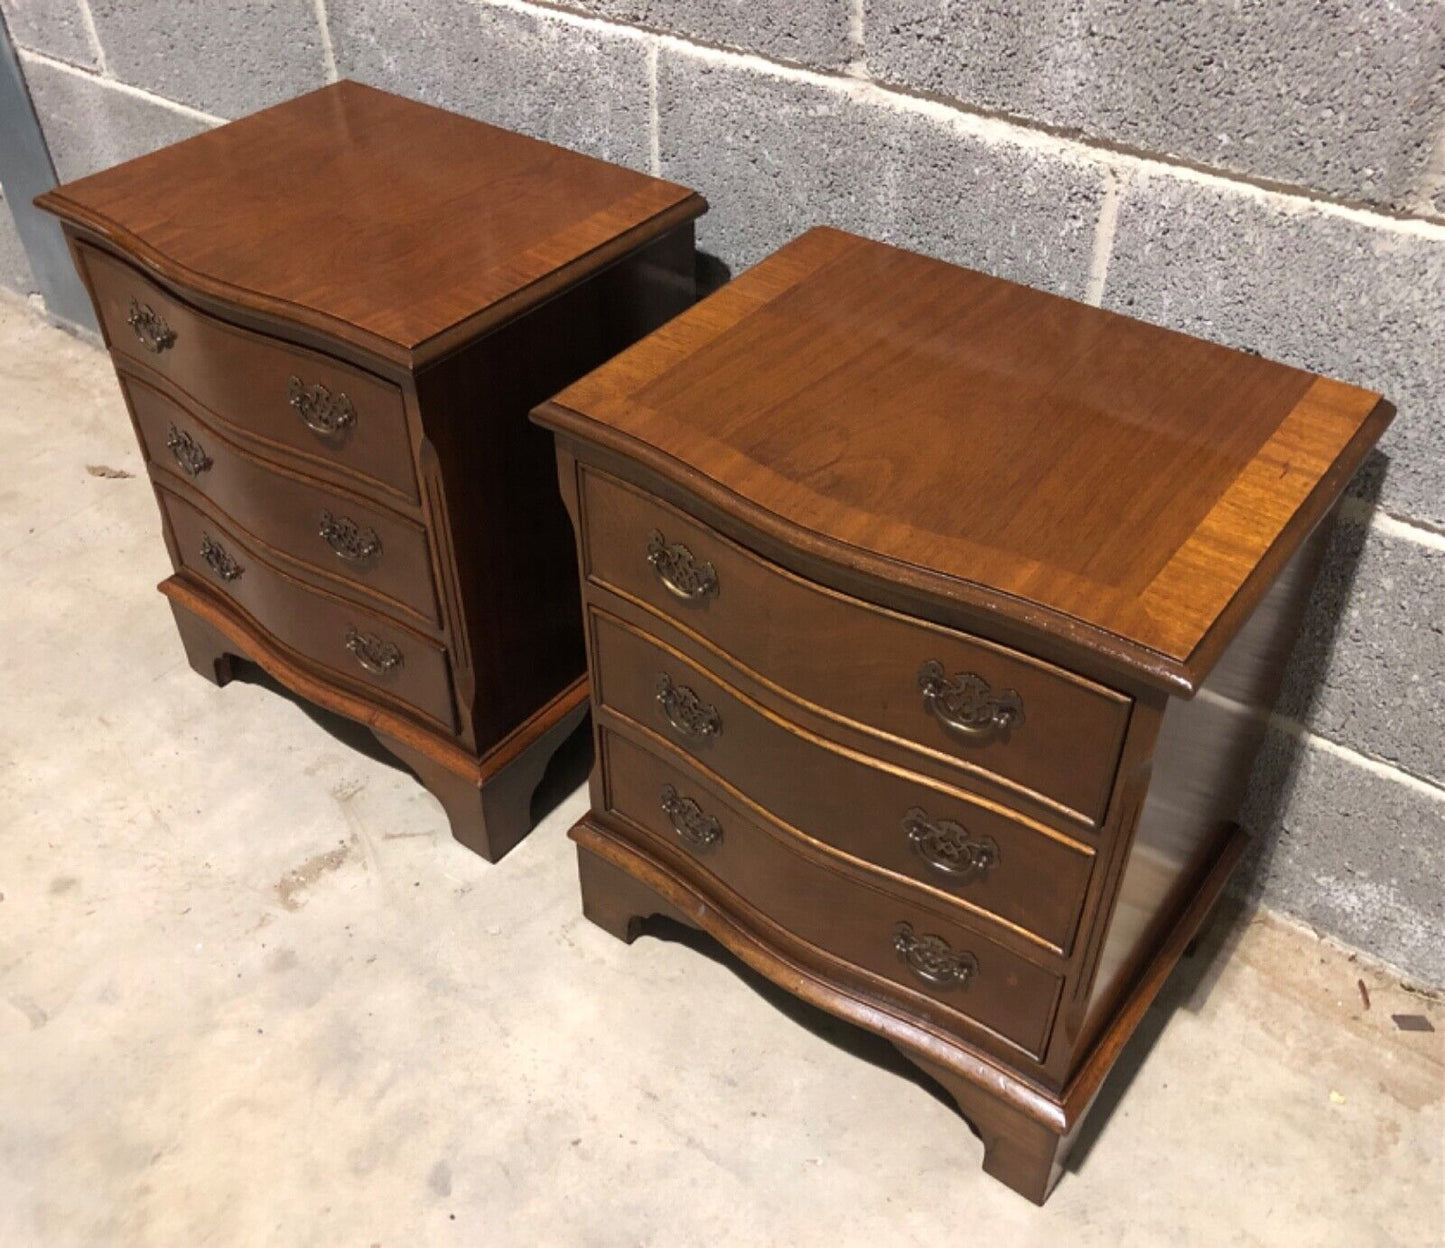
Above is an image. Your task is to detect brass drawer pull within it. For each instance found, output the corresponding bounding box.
[345,627,402,675]
[902,807,998,881]
[660,783,722,849]
[318,510,382,562]
[646,529,718,601]
[656,673,721,738]
[199,534,242,582]
[893,922,977,989]
[917,661,1024,740]
[127,299,175,353]
[166,424,212,476]
[288,376,356,437]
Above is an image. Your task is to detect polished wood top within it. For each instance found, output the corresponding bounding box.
[37,81,705,366]
[537,228,1391,692]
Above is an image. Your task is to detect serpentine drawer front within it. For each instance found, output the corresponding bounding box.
[579,466,1131,827]
[160,486,455,731]
[588,607,1094,954]
[39,80,706,862]
[127,373,440,623]
[533,226,1392,1203]
[599,728,1063,1059]
[81,241,418,503]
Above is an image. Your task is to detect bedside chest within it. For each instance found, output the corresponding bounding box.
[37,82,704,861]
[531,227,1392,1202]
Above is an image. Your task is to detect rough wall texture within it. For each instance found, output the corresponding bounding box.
[2,0,1441,982]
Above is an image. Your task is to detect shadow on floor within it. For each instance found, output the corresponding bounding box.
[632,914,959,1118]
[627,885,1257,1176]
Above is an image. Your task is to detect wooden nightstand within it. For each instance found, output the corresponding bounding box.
[37,81,705,861]
[531,227,1392,1202]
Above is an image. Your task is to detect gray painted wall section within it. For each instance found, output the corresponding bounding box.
[0,0,1440,982]
[0,11,93,327]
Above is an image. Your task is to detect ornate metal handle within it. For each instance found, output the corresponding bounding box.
[893,922,977,989]
[902,807,998,881]
[199,534,242,582]
[166,424,212,476]
[917,661,1024,740]
[345,627,402,675]
[660,784,722,849]
[646,529,718,601]
[126,298,175,353]
[656,673,721,738]
[288,376,356,437]
[318,510,382,562]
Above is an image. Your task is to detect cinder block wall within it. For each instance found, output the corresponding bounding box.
[2,0,1441,982]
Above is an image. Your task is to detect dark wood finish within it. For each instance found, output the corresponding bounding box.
[80,240,418,502]
[540,226,1390,696]
[534,228,1391,1201]
[35,81,705,366]
[578,466,1130,825]
[127,373,440,623]
[589,608,1094,954]
[599,726,1063,1057]
[159,485,456,730]
[40,82,705,860]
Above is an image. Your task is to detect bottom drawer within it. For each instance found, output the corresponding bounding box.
[159,486,456,731]
[600,726,1061,1059]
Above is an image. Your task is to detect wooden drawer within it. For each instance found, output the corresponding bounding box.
[159,486,455,731]
[600,727,1062,1058]
[126,373,440,626]
[80,242,417,502]
[590,609,1094,954]
[579,468,1130,826]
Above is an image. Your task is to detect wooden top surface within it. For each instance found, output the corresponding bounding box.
[537,228,1391,693]
[36,81,704,365]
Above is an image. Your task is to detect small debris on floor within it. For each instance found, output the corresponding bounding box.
[1357,979,1370,1010]
[1328,1090,1346,1105]
[85,464,134,478]
[1391,1014,1435,1033]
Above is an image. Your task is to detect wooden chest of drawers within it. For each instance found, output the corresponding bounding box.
[532,227,1393,1201]
[38,81,705,860]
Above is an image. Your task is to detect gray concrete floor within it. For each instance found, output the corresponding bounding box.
[1,296,1441,1247]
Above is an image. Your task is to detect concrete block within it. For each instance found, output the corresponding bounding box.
[20,57,211,184]
[328,0,652,170]
[658,50,1104,294]
[864,0,1445,214]
[1103,168,1445,531]
[85,0,329,118]
[1275,514,1445,789]
[0,0,98,68]
[0,187,37,297]
[563,0,852,70]
[1241,727,1445,985]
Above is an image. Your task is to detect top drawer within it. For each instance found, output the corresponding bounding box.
[578,468,1131,827]
[78,242,418,502]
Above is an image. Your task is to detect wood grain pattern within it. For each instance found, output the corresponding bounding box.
[37,81,705,366]
[578,463,1131,825]
[536,226,1391,693]
[541,225,1391,1203]
[42,83,704,860]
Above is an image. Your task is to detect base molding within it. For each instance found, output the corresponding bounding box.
[571,814,1246,1203]
[165,577,589,861]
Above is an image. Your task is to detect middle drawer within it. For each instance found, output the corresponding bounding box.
[126,372,441,625]
[589,608,1094,955]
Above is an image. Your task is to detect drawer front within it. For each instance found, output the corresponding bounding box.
[580,469,1130,826]
[601,727,1062,1058]
[128,374,440,625]
[590,610,1094,953]
[80,243,417,501]
[159,487,455,731]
